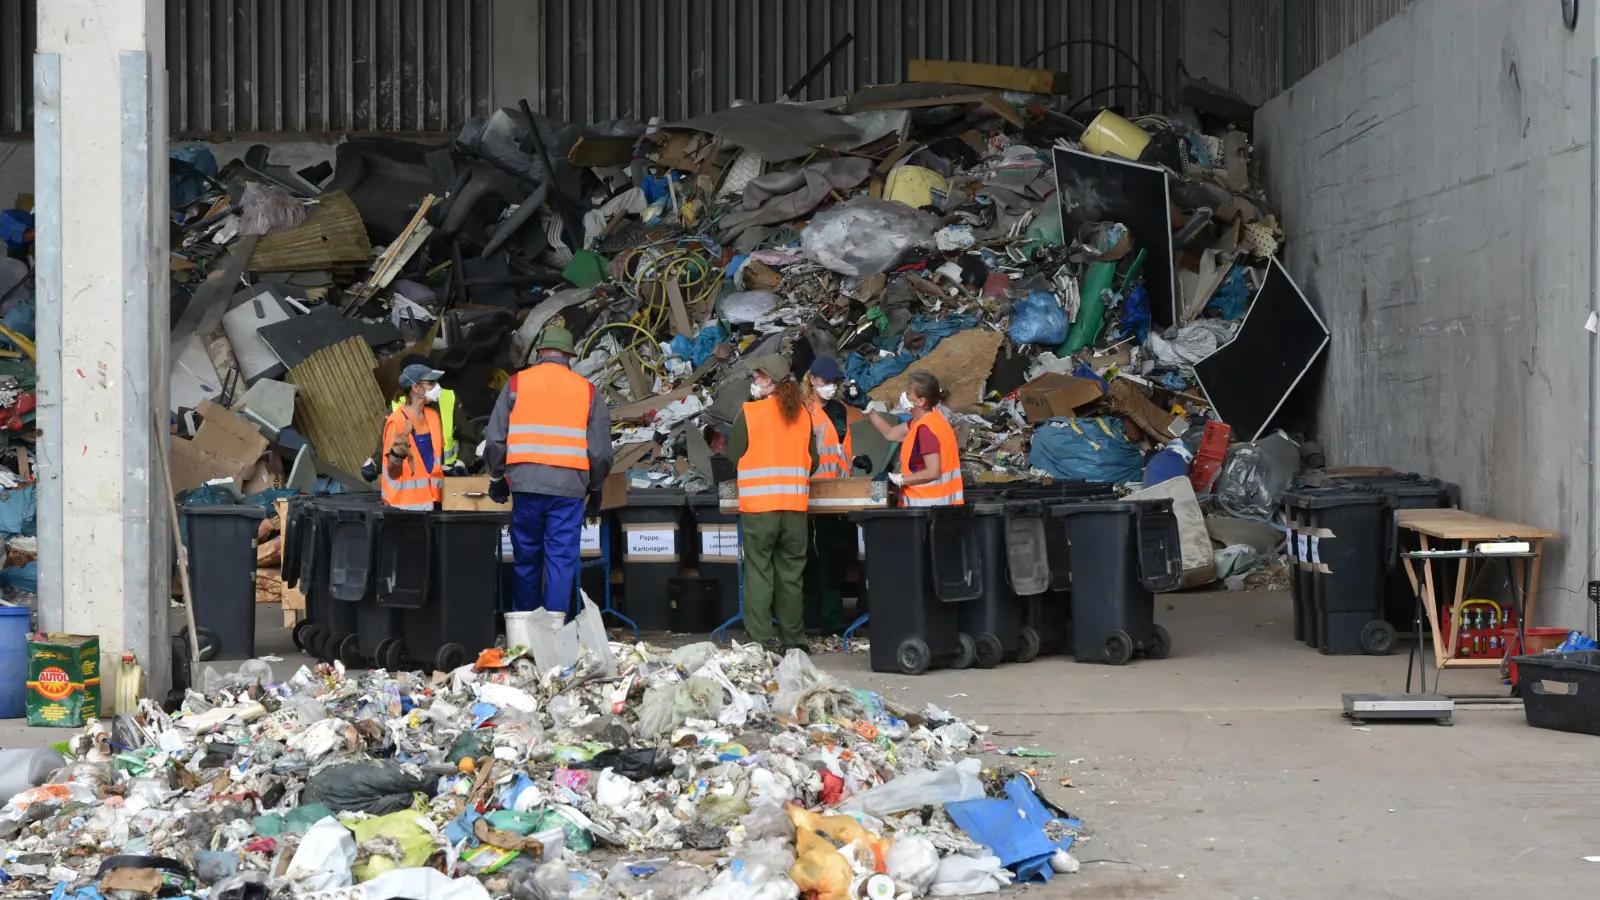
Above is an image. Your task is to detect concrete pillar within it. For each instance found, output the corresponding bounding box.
[34,1,170,700]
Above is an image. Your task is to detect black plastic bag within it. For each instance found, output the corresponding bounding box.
[302,763,438,815]
[574,748,667,781]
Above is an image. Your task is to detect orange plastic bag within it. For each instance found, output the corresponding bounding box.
[786,803,892,900]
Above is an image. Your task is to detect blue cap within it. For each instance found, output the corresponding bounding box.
[399,363,445,388]
[808,356,845,382]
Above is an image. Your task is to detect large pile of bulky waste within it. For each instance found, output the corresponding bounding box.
[158,64,1327,597]
[0,641,1083,900]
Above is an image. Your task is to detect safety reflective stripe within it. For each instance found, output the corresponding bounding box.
[737,483,810,497]
[384,476,442,492]
[506,442,588,458]
[509,423,588,438]
[923,470,961,486]
[815,459,849,478]
[739,466,810,480]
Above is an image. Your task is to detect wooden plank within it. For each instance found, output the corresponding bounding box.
[285,337,388,476]
[907,59,1069,95]
[1396,508,1558,540]
[250,191,371,271]
[568,135,639,167]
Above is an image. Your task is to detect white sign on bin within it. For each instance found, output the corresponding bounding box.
[626,527,677,559]
[858,526,866,559]
[700,527,740,559]
[581,521,601,555]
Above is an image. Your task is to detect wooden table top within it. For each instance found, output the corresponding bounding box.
[1395,508,1558,540]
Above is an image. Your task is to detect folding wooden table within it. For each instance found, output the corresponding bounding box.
[1396,508,1557,671]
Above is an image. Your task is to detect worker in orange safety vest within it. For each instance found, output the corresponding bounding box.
[379,363,447,510]
[800,355,861,633]
[865,370,965,508]
[727,354,818,650]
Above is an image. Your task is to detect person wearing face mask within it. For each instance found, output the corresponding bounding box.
[380,363,448,510]
[726,355,819,650]
[800,356,860,634]
[390,354,462,471]
[483,327,614,614]
[866,371,965,507]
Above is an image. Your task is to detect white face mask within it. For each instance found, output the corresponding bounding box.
[424,384,442,402]
[896,391,914,413]
[750,382,768,400]
[815,383,839,401]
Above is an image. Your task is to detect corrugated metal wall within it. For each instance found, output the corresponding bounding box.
[1229,0,1410,106]
[534,0,1177,124]
[2,0,492,136]
[0,0,35,133]
[168,0,492,134]
[1292,0,1410,73]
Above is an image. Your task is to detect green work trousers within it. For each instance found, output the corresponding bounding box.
[740,510,808,646]
[804,515,852,633]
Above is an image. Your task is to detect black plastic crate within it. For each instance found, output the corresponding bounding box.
[1513,650,1600,736]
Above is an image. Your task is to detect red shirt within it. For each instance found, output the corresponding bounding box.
[907,424,941,473]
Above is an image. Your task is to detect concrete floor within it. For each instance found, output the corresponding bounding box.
[7,590,1599,898]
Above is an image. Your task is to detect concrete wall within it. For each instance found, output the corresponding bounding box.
[1257,0,1595,626]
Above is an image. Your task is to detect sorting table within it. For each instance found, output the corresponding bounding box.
[1397,508,1557,672]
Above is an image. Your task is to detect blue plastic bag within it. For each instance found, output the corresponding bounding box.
[1205,266,1250,320]
[1028,417,1145,484]
[1118,286,1150,342]
[1556,631,1599,653]
[1008,291,1069,346]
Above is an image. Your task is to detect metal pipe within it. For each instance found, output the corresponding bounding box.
[1589,48,1599,633]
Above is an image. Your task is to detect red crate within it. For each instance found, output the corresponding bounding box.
[1188,421,1231,494]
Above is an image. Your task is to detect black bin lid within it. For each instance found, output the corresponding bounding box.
[182,505,269,519]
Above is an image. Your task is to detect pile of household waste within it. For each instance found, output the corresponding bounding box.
[0,641,1081,899]
[153,62,1331,594]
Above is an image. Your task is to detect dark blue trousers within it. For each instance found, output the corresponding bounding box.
[510,492,585,613]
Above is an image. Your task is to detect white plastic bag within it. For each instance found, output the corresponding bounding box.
[594,768,642,811]
[886,835,941,895]
[801,196,940,276]
[837,758,984,818]
[929,854,1011,896]
[284,817,356,892]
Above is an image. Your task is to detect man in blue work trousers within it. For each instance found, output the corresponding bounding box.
[484,326,613,613]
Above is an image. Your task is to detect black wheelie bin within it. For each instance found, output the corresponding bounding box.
[379,510,505,672]
[182,504,271,660]
[1280,486,1396,656]
[850,506,982,675]
[1051,499,1182,665]
[366,507,429,669]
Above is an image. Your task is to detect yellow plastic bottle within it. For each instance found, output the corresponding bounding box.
[114,654,144,715]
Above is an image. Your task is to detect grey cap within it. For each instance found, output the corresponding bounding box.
[742,353,792,382]
[398,363,445,388]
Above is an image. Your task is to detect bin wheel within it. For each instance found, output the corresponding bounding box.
[950,633,977,670]
[381,640,408,672]
[300,624,325,658]
[1145,624,1172,660]
[1015,627,1041,664]
[1102,630,1134,666]
[896,638,931,676]
[292,619,315,652]
[434,643,469,673]
[181,627,220,663]
[974,633,1004,669]
[336,634,363,667]
[373,638,396,669]
[1361,620,1396,656]
[318,630,343,663]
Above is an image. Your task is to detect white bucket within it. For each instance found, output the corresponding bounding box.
[504,611,536,650]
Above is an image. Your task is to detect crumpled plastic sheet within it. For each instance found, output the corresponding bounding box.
[1213,430,1302,516]
[801,196,940,277]
[1146,319,1238,365]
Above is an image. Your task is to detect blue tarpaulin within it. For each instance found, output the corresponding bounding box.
[1028,417,1145,484]
[0,485,36,537]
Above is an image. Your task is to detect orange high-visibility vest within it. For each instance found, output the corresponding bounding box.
[381,405,444,510]
[737,397,812,513]
[898,408,964,507]
[807,399,860,479]
[506,362,593,470]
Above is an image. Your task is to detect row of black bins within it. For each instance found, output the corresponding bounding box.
[1280,473,1459,656]
[854,484,1184,675]
[281,493,505,672]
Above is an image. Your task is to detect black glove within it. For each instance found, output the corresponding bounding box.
[360,457,380,483]
[488,477,510,504]
[584,491,601,521]
[852,454,873,475]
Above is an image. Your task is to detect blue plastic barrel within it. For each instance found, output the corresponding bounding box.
[0,607,32,718]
